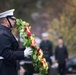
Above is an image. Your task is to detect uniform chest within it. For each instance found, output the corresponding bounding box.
[5,30,19,51]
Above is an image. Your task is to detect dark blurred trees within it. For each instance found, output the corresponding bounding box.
[0,0,38,21]
[46,0,76,52]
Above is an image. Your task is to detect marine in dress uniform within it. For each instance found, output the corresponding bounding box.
[0,9,32,75]
[40,32,53,65]
[55,37,68,75]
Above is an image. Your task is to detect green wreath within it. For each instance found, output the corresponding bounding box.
[16,19,48,75]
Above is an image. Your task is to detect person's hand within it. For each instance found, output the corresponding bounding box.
[50,56,54,63]
[24,47,32,58]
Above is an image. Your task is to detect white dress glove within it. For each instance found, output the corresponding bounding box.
[24,47,32,58]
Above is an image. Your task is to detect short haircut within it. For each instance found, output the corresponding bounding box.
[58,37,64,44]
[59,36,63,40]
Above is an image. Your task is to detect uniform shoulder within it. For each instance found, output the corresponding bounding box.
[40,40,44,43]
[55,45,59,49]
[63,45,67,48]
[0,28,5,35]
[48,40,52,44]
[0,28,9,37]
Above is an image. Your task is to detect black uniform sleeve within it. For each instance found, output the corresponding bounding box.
[40,42,42,49]
[65,46,68,59]
[55,46,58,60]
[0,34,25,60]
[19,46,25,51]
[49,41,53,56]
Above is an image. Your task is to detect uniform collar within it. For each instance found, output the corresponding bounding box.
[0,24,11,32]
[43,40,48,42]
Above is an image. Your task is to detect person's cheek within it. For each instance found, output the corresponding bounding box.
[13,20,16,24]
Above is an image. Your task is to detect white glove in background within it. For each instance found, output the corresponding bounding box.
[50,56,55,63]
[24,47,32,58]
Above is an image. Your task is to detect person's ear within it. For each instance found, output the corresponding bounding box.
[4,18,8,24]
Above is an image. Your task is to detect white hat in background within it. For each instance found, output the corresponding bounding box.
[0,9,15,18]
[41,32,49,37]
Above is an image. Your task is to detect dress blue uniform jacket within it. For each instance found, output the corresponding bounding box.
[40,40,53,64]
[55,45,68,64]
[0,24,25,75]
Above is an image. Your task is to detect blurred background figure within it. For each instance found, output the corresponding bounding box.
[55,37,68,75]
[40,32,53,65]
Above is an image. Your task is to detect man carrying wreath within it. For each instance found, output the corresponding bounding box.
[0,9,32,75]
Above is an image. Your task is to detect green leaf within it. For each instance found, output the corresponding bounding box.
[33,55,36,59]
